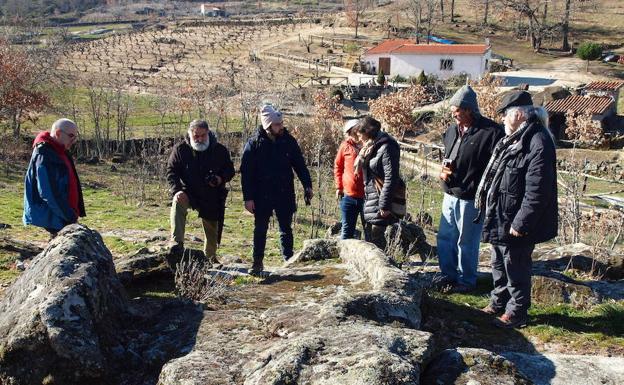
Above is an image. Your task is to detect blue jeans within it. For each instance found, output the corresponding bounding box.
[253,207,294,261]
[340,195,364,240]
[436,193,483,287]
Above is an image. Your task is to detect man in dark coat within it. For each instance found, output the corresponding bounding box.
[167,119,235,265]
[23,118,85,238]
[476,91,558,328]
[436,85,504,293]
[355,116,401,250]
[240,105,313,274]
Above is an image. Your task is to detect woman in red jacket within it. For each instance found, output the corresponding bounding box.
[334,119,366,239]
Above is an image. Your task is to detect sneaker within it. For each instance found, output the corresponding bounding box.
[447,283,476,294]
[249,259,264,276]
[431,275,455,291]
[493,313,528,329]
[481,305,503,315]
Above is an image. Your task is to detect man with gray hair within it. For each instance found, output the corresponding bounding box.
[435,85,504,293]
[476,90,557,328]
[23,118,85,237]
[166,119,235,265]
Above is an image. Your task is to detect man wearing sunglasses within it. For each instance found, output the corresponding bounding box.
[23,118,85,238]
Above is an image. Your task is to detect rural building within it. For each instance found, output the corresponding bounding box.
[545,95,617,139]
[362,39,491,80]
[200,5,226,17]
[582,81,624,101]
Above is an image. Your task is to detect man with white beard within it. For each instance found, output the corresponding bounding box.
[475,91,558,328]
[166,119,235,266]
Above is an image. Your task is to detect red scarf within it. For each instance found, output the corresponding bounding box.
[33,131,80,218]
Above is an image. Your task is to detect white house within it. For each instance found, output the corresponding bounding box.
[362,39,491,80]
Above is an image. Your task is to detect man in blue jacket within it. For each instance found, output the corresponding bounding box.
[23,118,85,237]
[240,105,313,275]
[476,91,558,328]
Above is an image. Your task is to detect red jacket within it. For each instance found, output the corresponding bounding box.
[334,138,364,199]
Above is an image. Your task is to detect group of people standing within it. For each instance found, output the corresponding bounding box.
[22,85,557,330]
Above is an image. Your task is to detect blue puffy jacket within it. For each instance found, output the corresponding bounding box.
[23,142,85,231]
[240,127,312,215]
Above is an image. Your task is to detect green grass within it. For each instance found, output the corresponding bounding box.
[430,276,624,354]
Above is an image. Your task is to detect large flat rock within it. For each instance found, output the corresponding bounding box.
[159,239,430,385]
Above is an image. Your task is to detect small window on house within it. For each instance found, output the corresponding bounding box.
[440,59,454,71]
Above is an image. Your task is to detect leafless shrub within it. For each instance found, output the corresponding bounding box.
[565,110,607,149]
[174,253,233,303]
[469,74,504,120]
[369,84,443,140]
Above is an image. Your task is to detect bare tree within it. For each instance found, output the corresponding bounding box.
[345,0,371,38]
[561,0,572,51]
[500,0,546,51]
[405,0,425,43]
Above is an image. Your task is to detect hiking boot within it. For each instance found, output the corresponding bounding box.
[167,241,184,257]
[206,255,221,269]
[481,305,503,315]
[493,313,528,329]
[165,242,184,270]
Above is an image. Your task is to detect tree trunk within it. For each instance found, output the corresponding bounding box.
[440,0,444,22]
[450,0,455,22]
[483,0,489,25]
[562,0,571,51]
[12,110,21,138]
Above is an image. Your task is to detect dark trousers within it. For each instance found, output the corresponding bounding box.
[340,195,365,240]
[253,207,294,261]
[489,243,535,318]
[366,223,387,250]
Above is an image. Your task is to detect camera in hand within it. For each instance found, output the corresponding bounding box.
[205,170,220,187]
[442,158,455,171]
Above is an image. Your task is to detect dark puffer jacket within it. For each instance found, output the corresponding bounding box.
[166,131,235,221]
[363,131,401,226]
[482,116,558,245]
[442,115,504,200]
[240,127,312,216]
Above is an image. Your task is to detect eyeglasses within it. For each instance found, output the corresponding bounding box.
[62,131,78,140]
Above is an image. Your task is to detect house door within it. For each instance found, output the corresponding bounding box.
[379,57,391,75]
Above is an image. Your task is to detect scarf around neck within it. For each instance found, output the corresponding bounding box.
[473,121,528,222]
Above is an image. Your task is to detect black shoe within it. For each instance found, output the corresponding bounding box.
[431,275,455,291]
[250,259,264,276]
[447,283,477,294]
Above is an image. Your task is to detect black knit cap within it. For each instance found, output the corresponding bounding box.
[496,90,533,115]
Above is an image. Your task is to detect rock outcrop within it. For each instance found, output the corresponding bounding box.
[0,224,128,385]
[159,238,429,384]
[422,348,533,385]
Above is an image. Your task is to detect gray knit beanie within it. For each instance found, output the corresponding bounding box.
[260,105,283,130]
[449,85,479,113]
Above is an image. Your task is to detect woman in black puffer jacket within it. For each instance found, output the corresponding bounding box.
[355,116,401,249]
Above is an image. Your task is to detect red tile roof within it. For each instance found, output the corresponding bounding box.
[584,81,624,91]
[545,95,614,115]
[365,39,488,55]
